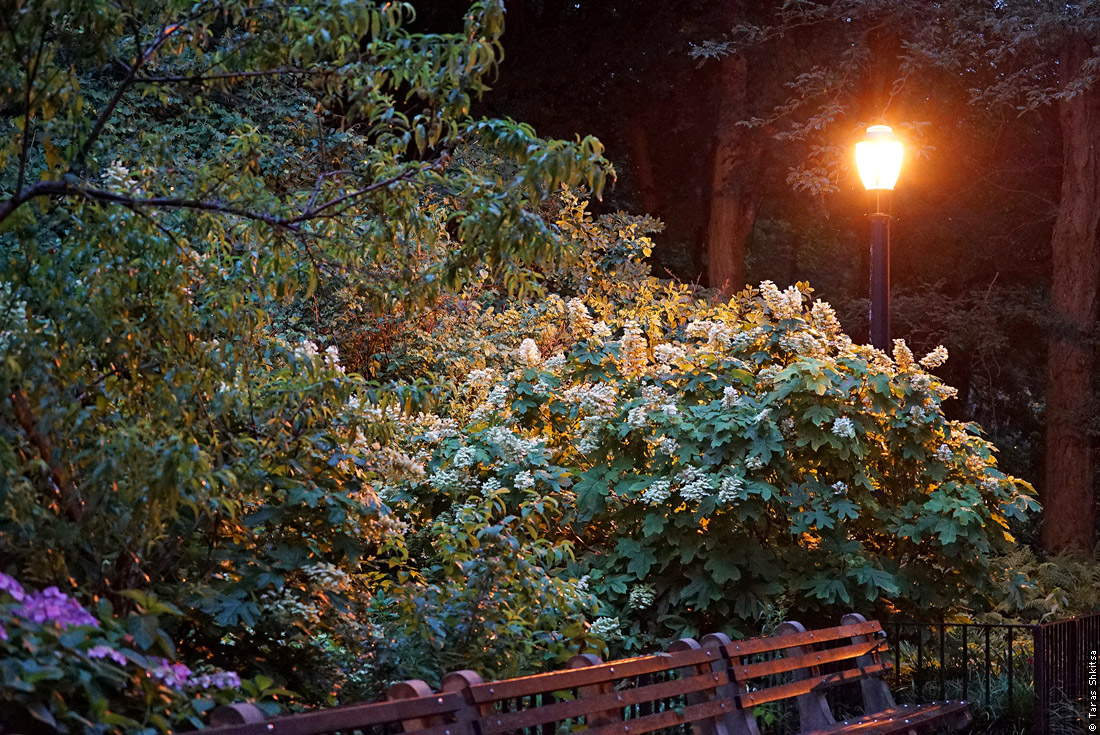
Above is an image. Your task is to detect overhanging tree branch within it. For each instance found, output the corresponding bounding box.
[0,158,444,229]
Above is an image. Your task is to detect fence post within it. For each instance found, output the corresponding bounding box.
[1033,623,1047,735]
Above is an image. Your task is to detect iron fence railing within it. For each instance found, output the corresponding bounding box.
[887,613,1100,735]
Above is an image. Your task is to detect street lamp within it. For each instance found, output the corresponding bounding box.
[855,124,903,350]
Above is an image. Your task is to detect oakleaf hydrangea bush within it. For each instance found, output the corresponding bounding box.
[379,197,1038,649]
[0,573,271,735]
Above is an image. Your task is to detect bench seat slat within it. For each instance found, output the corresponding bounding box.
[581,697,736,735]
[204,692,472,735]
[736,662,893,708]
[481,669,731,734]
[802,701,971,735]
[725,621,882,657]
[735,639,889,680]
[467,648,722,703]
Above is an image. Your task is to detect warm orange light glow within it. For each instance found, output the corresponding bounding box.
[855,124,903,191]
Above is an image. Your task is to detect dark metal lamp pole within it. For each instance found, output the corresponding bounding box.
[869,198,891,349]
[855,124,903,350]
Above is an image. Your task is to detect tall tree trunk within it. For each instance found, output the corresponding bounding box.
[705,53,765,293]
[1041,36,1100,555]
[625,118,660,215]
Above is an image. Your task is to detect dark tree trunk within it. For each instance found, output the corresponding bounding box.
[705,53,765,293]
[625,118,660,215]
[1041,36,1100,555]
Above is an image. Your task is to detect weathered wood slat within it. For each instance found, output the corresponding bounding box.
[580,697,736,735]
[480,669,730,734]
[205,691,472,735]
[466,648,722,703]
[734,639,889,680]
[735,662,893,708]
[724,621,882,657]
[801,701,971,735]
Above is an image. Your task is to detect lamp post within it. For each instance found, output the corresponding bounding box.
[855,124,903,350]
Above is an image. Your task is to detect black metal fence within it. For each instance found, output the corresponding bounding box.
[887,613,1100,735]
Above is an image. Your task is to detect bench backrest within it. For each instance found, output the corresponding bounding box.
[441,639,735,735]
[702,613,895,735]
[205,680,477,735]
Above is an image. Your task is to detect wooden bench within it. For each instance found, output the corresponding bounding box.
[204,679,476,735]
[439,639,735,735]
[702,613,971,735]
[206,614,970,735]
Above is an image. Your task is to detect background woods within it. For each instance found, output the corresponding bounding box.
[456,0,1098,555]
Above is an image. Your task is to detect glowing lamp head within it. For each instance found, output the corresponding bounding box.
[856,124,903,191]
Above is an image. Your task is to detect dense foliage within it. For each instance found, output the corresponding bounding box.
[373,194,1037,652]
[0,0,610,728]
[0,0,1054,731]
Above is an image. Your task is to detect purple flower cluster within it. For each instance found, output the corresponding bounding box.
[150,659,194,689]
[0,572,25,602]
[87,645,128,666]
[15,586,100,629]
[148,659,241,690]
[191,671,243,690]
[1,572,241,693]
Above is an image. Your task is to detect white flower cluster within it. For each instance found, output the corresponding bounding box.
[759,280,804,320]
[517,338,542,367]
[628,584,656,610]
[619,321,649,377]
[544,353,566,371]
[809,300,845,339]
[779,331,822,356]
[415,414,459,443]
[642,480,672,505]
[920,345,949,369]
[745,456,765,471]
[465,368,498,390]
[721,386,743,410]
[562,382,618,415]
[653,342,688,365]
[729,326,766,352]
[324,345,344,373]
[627,405,649,428]
[588,616,622,640]
[831,416,856,439]
[892,340,916,371]
[756,365,781,387]
[513,470,535,490]
[304,562,353,593]
[295,339,319,359]
[677,466,712,502]
[657,437,679,456]
[567,298,595,336]
[686,319,734,350]
[717,475,745,504]
[260,587,321,624]
[481,477,502,495]
[452,445,476,468]
[103,160,143,195]
[346,395,384,422]
[428,468,467,491]
[936,443,953,461]
[831,481,848,495]
[485,426,548,465]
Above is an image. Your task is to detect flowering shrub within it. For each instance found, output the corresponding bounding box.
[373,195,1037,652]
[0,573,278,734]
